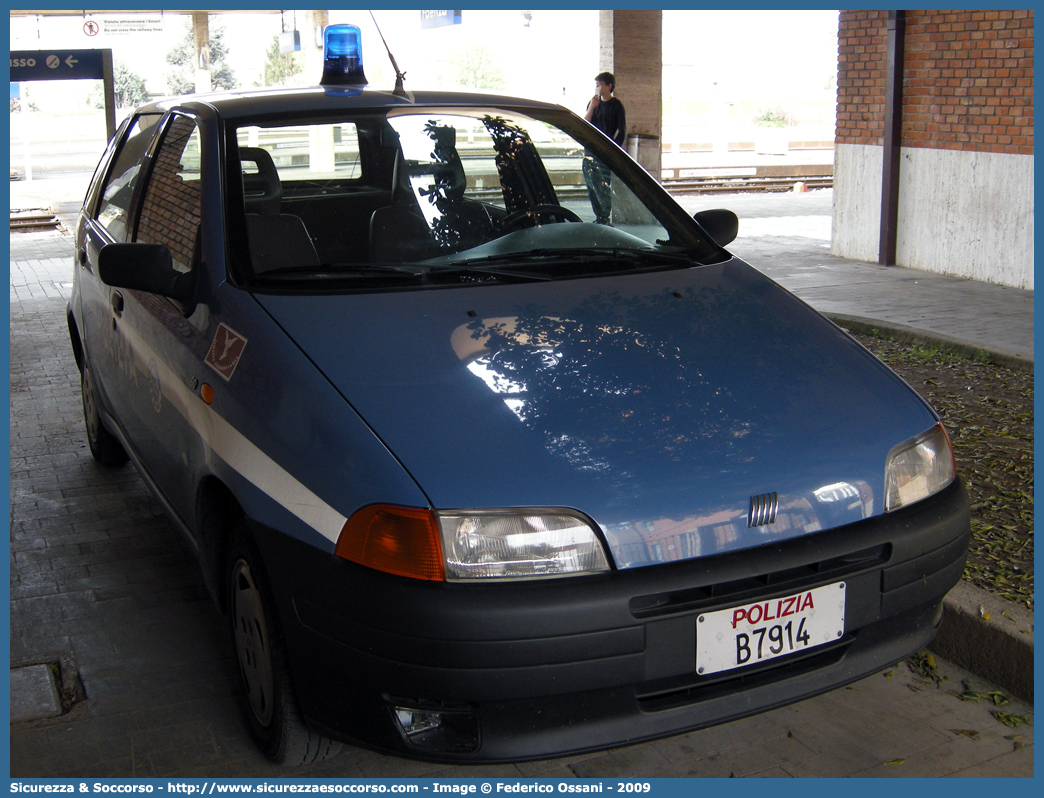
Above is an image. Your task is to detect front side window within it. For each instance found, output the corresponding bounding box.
[95,113,164,241]
[135,114,203,273]
[231,107,715,288]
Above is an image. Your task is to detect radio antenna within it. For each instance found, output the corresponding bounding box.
[369,11,407,96]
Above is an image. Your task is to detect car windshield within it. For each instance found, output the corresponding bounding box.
[230,106,719,289]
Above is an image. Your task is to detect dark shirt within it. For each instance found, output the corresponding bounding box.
[590,98,626,147]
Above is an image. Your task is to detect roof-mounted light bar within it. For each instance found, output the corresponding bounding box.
[321,24,368,88]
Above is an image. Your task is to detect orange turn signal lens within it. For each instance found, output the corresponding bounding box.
[335,505,445,581]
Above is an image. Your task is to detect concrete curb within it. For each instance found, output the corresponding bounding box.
[828,313,1035,703]
[933,581,1034,703]
[826,313,1034,373]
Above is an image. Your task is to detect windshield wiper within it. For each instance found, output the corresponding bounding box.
[446,247,695,272]
[424,263,553,281]
[256,261,550,285]
[257,262,424,279]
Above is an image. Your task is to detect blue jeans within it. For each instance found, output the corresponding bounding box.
[582,154,612,224]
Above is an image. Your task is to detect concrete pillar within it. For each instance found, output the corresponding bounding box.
[303,10,329,87]
[598,9,662,179]
[192,11,211,93]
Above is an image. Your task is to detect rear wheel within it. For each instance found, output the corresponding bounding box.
[227,524,341,765]
[80,364,128,466]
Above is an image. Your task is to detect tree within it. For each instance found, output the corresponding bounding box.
[166,24,237,94]
[445,44,505,90]
[260,35,304,87]
[88,61,150,110]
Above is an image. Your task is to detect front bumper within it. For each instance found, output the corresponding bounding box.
[253,478,969,762]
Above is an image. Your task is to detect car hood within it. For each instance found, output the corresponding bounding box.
[254,258,939,568]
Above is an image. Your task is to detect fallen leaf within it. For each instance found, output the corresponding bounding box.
[979,604,991,621]
[885,759,906,766]
[992,710,1031,728]
[949,729,980,740]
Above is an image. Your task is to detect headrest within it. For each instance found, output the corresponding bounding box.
[239,146,282,215]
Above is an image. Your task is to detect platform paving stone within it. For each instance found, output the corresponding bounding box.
[10,664,63,722]
[9,228,1034,778]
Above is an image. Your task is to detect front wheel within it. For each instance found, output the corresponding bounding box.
[81,363,128,466]
[228,525,341,765]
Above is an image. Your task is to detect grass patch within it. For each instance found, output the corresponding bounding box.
[852,329,1034,609]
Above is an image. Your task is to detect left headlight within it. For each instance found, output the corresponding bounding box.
[437,510,610,581]
[335,505,610,581]
[884,423,956,512]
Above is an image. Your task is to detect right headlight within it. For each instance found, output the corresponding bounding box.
[437,510,610,581]
[884,423,956,512]
[335,505,611,581]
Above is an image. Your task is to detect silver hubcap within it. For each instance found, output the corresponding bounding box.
[82,370,99,443]
[231,558,275,727]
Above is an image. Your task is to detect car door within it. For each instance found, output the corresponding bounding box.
[78,112,165,429]
[94,111,214,527]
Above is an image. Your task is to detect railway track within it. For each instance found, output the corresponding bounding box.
[10,209,64,233]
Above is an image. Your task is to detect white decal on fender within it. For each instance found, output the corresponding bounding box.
[187,397,348,542]
[118,319,348,543]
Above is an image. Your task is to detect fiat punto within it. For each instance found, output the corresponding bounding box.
[68,26,969,765]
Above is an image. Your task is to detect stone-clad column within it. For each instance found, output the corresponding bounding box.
[304,10,330,86]
[192,11,211,93]
[599,9,662,178]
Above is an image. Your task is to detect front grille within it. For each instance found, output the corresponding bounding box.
[629,543,889,619]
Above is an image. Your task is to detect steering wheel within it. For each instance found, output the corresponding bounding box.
[499,204,583,232]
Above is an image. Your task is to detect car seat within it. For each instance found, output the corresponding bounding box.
[369,127,493,262]
[239,147,321,273]
[368,153,440,262]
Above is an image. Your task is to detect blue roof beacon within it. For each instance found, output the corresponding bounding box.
[321,23,368,88]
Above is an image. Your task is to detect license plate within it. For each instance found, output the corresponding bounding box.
[696,582,846,676]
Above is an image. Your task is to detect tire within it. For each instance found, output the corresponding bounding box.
[227,524,341,765]
[81,364,129,466]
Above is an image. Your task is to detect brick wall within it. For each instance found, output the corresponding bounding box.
[837,9,1034,155]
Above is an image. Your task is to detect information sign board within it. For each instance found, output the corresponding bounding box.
[420,10,462,29]
[10,49,106,82]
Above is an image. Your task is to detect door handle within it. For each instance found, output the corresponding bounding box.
[111,291,124,315]
[77,248,88,266]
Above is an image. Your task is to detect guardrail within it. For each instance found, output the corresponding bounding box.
[662,174,833,194]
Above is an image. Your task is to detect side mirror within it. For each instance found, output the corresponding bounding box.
[694,208,739,248]
[98,243,196,307]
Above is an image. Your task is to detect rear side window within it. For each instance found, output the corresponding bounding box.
[135,115,203,273]
[95,113,164,241]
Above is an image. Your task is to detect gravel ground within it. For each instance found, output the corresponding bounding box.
[849,328,1034,610]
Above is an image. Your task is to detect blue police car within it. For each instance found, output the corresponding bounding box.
[68,26,969,764]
